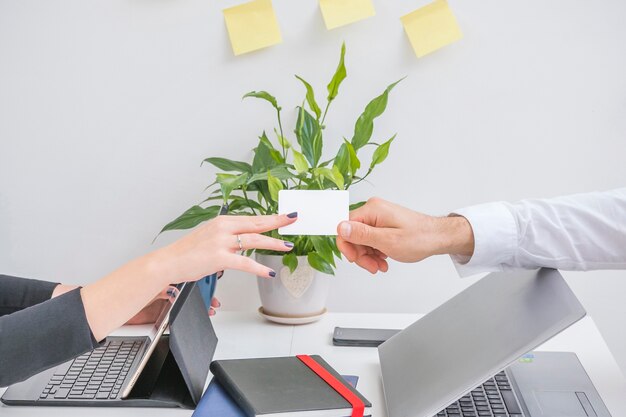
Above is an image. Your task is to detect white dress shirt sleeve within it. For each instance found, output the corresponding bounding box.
[450,188,626,277]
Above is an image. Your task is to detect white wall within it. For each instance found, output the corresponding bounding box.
[1,0,625,370]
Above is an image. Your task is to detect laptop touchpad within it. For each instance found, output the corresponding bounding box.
[534,391,593,416]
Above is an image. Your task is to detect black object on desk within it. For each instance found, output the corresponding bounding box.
[333,326,400,347]
[209,355,372,417]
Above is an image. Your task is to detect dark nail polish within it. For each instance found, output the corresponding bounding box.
[269,270,277,278]
[284,241,294,248]
[287,211,298,218]
[166,288,177,298]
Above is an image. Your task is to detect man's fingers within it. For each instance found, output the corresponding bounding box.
[337,237,377,263]
[336,236,358,262]
[338,220,391,250]
[373,249,388,259]
[359,253,388,273]
[227,254,276,278]
[349,199,380,222]
[374,255,389,272]
[227,213,297,234]
[349,197,392,225]
[354,254,381,274]
[338,238,389,273]
[238,233,294,253]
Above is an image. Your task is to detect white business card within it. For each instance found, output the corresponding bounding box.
[278,190,349,236]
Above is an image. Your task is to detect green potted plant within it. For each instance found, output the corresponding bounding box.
[160,43,401,323]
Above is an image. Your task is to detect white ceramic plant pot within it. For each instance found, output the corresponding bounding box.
[256,254,330,324]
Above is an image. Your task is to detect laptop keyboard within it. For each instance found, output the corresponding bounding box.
[39,339,143,401]
[435,371,523,417]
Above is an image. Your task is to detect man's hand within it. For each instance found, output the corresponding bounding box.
[336,198,475,274]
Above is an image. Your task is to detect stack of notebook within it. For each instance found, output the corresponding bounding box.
[193,355,372,417]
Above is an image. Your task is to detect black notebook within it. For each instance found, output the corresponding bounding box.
[209,356,372,417]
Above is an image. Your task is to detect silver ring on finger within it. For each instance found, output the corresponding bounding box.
[236,234,245,255]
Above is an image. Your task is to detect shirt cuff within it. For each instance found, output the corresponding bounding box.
[449,202,518,277]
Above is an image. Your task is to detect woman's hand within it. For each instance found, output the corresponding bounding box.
[157,213,298,286]
[124,287,174,324]
[336,198,474,274]
[82,212,297,341]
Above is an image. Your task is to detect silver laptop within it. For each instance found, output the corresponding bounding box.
[378,268,611,417]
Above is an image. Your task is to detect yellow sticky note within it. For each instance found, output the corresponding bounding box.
[401,0,462,58]
[319,0,375,30]
[223,0,282,56]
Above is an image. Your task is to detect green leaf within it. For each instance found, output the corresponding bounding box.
[317,167,344,190]
[331,165,345,190]
[202,157,252,173]
[312,133,323,167]
[349,201,366,210]
[318,159,332,168]
[294,106,322,167]
[216,173,249,201]
[344,139,360,176]
[227,196,267,214]
[201,194,224,203]
[275,128,291,149]
[295,75,321,119]
[267,170,283,202]
[252,133,279,172]
[259,131,284,164]
[247,165,297,183]
[282,252,298,274]
[310,236,336,267]
[307,252,335,275]
[251,181,272,206]
[333,143,350,175]
[292,150,309,174]
[242,91,281,111]
[203,180,219,193]
[159,205,220,233]
[351,78,403,151]
[370,134,396,169]
[328,237,342,259]
[327,42,347,103]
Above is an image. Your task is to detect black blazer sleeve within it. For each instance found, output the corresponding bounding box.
[0,288,101,387]
[0,274,59,316]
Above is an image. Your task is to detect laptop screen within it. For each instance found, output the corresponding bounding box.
[377,269,586,417]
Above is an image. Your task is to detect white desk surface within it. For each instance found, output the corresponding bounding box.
[1,312,625,416]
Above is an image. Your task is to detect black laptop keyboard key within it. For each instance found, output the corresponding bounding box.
[500,390,522,414]
[435,372,524,417]
[39,339,143,401]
